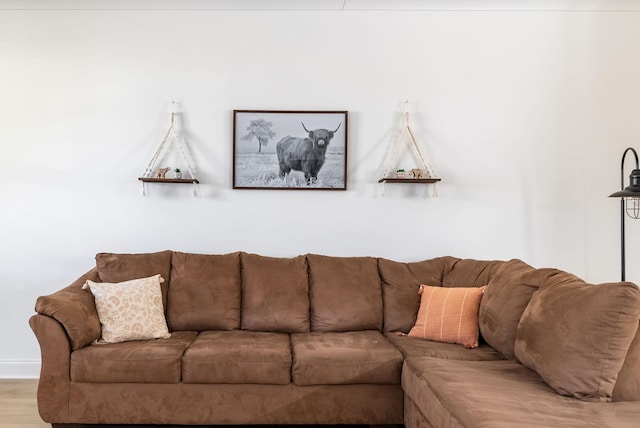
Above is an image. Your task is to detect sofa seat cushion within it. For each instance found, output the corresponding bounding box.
[70,331,197,383]
[291,330,403,386]
[385,333,505,361]
[402,357,640,428]
[182,331,291,385]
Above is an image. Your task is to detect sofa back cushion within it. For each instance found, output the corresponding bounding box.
[378,257,454,333]
[442,258,506,288]
[612,322,640,401]
[514,272,640,401]
[167,252,241,331]
[478,260,557,360]
[241,253,310,333]
[307,254,382,332]
[96,250,173,310]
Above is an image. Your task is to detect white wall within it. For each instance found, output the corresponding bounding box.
[1,0,640,377]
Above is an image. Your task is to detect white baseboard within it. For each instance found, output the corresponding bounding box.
[0,360,41,378]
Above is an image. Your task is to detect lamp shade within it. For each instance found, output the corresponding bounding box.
[609,168,640,198]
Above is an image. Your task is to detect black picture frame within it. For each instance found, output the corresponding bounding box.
[233,110,348,190]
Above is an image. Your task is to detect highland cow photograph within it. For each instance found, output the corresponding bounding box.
[233,110,348,190]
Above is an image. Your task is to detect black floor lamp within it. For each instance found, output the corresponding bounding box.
[609,147,640,281]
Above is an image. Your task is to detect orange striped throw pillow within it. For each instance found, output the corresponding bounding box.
[408,285,486,349]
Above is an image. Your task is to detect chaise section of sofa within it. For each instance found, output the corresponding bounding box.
[399,258,640,428]
[402,357,640,428]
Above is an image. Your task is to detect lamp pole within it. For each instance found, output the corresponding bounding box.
[610,147,640,281]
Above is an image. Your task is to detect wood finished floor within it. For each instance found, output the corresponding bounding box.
[0,379,47,427]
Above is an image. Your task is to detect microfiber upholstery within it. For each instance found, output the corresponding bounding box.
[182,331,292,385]
[307,254,382,332]
[385,332,505,361]
[67,383,404,425]
[378,256,455,333]
[291,330,403,385]
[167,252,241,331]
[34,268,102,350]
[240,253,309,333]
[478,261,559,360]
[402,357,640,428]
[442,258,505,288]
[515,272,640,401]
[95,250,173,309]
[70,331,197,383]
[31,251,640,427]
[613,322,640,401]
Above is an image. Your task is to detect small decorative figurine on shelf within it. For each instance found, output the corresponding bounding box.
[155,167,172,179]
[410,168,424,179]
[174,168,182,179]
[396,169,406,179]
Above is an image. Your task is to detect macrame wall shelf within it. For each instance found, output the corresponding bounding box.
[379,102,441,194]
[138,101,199,196]
[139,177,199,183]
[378,177,441,183]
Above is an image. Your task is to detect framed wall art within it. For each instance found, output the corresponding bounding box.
[233,110,348,190]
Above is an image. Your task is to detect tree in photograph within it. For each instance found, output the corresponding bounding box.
[241,119,276,154]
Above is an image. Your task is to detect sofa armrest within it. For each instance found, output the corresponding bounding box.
[29,314,72,423]
[34,268,102,350]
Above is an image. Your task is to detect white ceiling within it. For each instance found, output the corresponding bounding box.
[2,0,640,11]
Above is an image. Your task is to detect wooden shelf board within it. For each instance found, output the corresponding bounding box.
[138,177,200,184]
[378,178,441,184]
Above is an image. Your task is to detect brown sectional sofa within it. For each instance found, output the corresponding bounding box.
[30,251,640,427]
